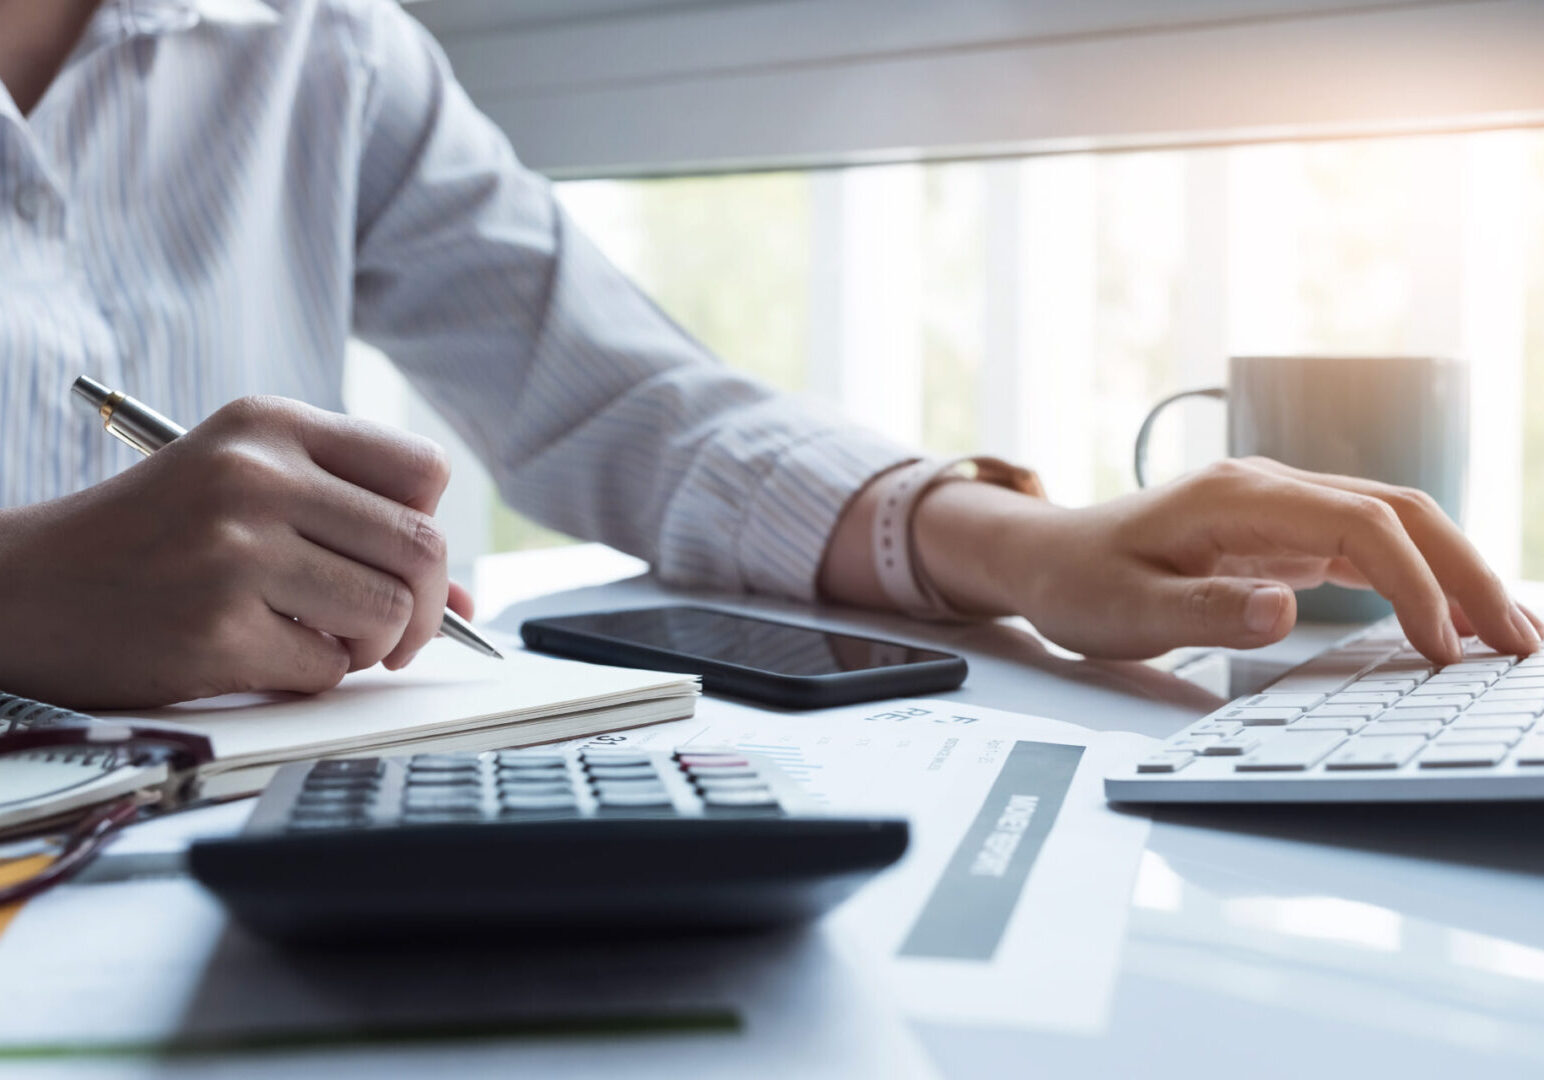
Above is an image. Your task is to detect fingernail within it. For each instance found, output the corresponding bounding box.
[1244,586,1287,634]
[1511,603,1541,653]
[1443,621,1464,663]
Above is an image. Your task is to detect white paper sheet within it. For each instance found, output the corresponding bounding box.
[561,698,1156,1033]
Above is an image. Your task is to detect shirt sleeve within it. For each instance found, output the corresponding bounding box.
[347,2,911,601]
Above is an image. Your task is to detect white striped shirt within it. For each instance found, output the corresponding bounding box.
[0,0,910,601]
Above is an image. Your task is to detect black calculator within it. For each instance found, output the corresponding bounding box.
[189,747,909,945]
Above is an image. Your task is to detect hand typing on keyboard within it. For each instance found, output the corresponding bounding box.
[898,456,1540,666]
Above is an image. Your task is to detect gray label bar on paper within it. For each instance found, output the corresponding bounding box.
[899,740,1084,962]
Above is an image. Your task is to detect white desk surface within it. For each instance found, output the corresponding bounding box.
[476,547,1544,1080]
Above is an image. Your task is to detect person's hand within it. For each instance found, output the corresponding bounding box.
[0,396,473,709]
[903,457,1542,665]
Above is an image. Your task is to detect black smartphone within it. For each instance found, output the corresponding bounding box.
[520,605,967,709]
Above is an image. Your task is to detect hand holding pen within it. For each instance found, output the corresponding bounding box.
[0,380,499,710]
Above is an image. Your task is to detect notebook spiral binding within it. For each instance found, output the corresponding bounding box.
[0,694,122,767]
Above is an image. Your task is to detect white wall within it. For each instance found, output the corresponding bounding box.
[408,0,1544,178]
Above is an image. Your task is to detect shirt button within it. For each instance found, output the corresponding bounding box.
[14,184,44,222]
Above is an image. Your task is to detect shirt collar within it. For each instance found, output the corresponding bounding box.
[99,0,278,37]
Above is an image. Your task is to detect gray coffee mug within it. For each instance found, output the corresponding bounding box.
[1134,356,1469,623]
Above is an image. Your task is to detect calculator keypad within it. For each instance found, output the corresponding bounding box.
[283,748,791,832]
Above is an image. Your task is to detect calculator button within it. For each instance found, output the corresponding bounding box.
[595,787,673,808]
[693,775,772,791]
[409,754,479,770]
[685,765,760,779]
[311,759,382,779]
[678,755,749,768]
[702,788,779,808]
[495,779,573,797]
[497,752,567,769]
[296,788,376,806]
[586,765,659,782]
[500,793,580,811]
[287,816,370,831]
[580,752,652,767]
[405,774,481,788]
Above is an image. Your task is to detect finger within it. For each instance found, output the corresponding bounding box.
[285,473,450,670]
[242,614,351,696]
[293,406,452,514]
[262,537,414,671]
[447,581,474,620]
[1141,575,1297,651]
[1242,459,1536,656]
[1181,469,1460,663]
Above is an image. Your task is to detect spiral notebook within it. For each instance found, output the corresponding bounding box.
[0,641,700,837]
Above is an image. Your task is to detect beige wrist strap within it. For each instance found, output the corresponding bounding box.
[869,456,1045,620]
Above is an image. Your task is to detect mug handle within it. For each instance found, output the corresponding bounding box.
[1134,387,1227,488]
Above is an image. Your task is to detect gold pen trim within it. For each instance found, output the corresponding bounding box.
[100,391,125,426]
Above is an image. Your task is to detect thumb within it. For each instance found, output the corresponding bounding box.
[1150,576,1296,649]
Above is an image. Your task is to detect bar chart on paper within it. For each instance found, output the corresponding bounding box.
[563,697,1156,1033]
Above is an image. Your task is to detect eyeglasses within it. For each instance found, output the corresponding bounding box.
[0,711,215,907]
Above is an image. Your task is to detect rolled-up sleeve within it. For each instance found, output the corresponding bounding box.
[347,2,910,601]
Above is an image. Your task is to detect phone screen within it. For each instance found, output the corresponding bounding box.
[544,606,956,676]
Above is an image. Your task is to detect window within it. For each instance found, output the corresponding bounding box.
[352,128,1544,582]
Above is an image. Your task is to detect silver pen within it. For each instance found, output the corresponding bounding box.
[71,375,504,660]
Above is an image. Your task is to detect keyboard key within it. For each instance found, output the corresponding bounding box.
[1136,751,1194,773]
[1200,735,1261,756]
[1351,678,1419,693]
[1428,670,1498,685]
[1289,717,1367,733]
[1167,736,1222,753]
[1467,699,1544,716]
[1433,728,1522,746]
[1377,706,1458,722]
[1419,743,1510,768]
[1449,713,1534,731]
[1191,721,1244,737]
[1497,677,1544,691]
[1324,736,1427,770]
[1409,682,1484,698]
[1219,708,1301,726]
[1391,695,1471,710]
[1326,692,1401,706]
[1309,704,1384,719]
[1362,720,1443,738]
[1513,739,1544,765]
[1234,732,1346,772]
[1237,693,1326,710]
[1445,659,1513,674]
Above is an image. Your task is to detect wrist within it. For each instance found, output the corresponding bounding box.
[911,481,1066,619]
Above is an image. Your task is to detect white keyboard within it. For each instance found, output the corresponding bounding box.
[1105,618,1544,803]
